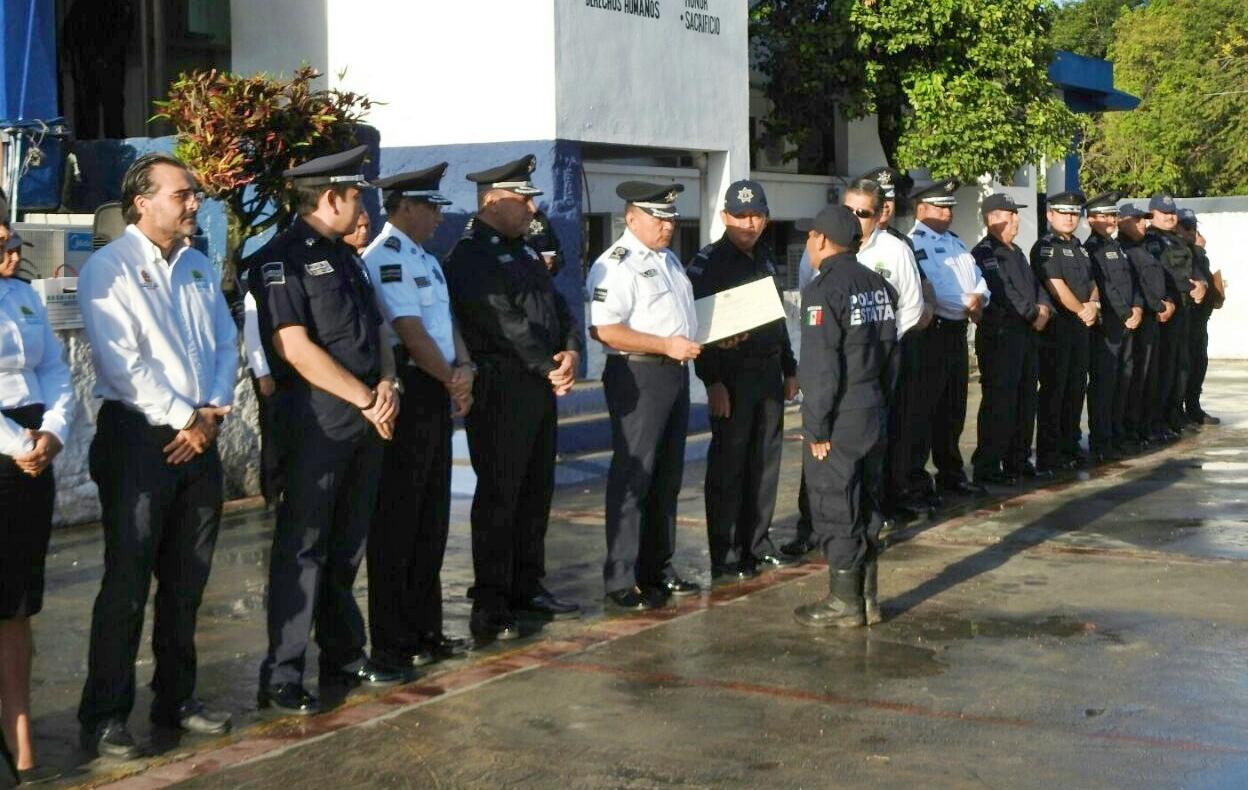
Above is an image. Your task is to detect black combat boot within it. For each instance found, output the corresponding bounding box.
[862,550,882,626]
[794,567,865,628]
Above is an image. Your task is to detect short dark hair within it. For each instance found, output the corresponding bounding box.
[121,153,188,224]
[844,178,883,211]
[382,190,405,215]
[292,182,354,216]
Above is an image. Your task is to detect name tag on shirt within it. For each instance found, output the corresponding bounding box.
[139,269,158,289]
[935,247,947,253]
[305,260,334,276]
[641,269,659,277]
[415,276,432,288]
[262,262,286,286]
[1106,251,1120,260]
[1062,248,1075,257]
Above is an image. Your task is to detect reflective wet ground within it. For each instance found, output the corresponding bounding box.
[22,364,1248,788]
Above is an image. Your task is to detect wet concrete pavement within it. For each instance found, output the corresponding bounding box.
[21,364,1248,788]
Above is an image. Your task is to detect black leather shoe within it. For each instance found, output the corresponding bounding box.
[17,766,63,785]
[341,660,410,688]
[469,608,520,640]
[1194,412,1221,426]
[711,561,758,583]
[755,553,799,569]
[81,719,142,759]
[779,536,816,558]
[258,683,320,715]
[516,590,582,620]
[604,587,653,611]
[655,576,702,596]
[413,632,468,666]
[974,470,1018,487]
[151,698,232,734]
[941,479,987,496]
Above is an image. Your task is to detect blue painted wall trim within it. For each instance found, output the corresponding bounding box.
[1050,50,1140,113]
[1,0,56,121]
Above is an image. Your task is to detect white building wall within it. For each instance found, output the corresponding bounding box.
[1167,197,1248,360]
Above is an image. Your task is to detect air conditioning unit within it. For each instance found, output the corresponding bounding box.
[12,224,95,280]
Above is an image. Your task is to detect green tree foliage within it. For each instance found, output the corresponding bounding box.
[1049,0,1144,60]
[750,0,1080,182]
[153,66,374,279]
[1079,0,1248,196]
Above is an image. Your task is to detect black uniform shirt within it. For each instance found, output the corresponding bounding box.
[445,217,581,378]
[1144,228,1197,304]
[248,216,383,389]
[971,233,1051,328]
[884,225,928,282]
[1084,231,1142,330]
[687,234,797,385]
[1030,232,1095,310]
[1119,235,1175,313]
[798,251,899,443]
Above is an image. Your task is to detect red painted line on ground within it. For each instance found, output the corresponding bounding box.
[547,660,1248,756]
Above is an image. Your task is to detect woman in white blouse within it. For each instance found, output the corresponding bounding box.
[0,223,73,783]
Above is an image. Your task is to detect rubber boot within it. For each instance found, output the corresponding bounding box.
[862,551,881,626]
[794,567,865,628]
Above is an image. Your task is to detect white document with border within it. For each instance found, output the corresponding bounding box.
[693,277,786,344]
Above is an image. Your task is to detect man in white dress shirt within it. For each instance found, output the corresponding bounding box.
[77,153,237,757]
[587,182,703,611]
[907,179,991,498]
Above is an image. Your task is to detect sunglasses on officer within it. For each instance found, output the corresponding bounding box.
[850,207,875,219]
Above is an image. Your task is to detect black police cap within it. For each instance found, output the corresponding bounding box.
[1085,190,1122,215]
[724,179,768,215]
[1178,208,1198,229]
[283,144,372,188]
[618,181,684,219]
[374,162,452,205]
[1148,193,1178,214]
[860,166,906,200]
[982,193,1027,214]
[2,233,30,252]
[1118,203,1152,220]
[1047,190,1086,215]
[465,155,543,196]
[796,204,861,248]
[911,178,959,206]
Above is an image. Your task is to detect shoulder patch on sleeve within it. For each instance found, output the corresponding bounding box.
[593,287,608,302]
[915,248,928,261]
[1039,245,1054,259]
[609,246,630,262]
[383,236,401,252]
[379,264,403,283]
[262,261,286,286]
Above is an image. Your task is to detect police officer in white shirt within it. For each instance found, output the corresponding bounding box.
[0,226,73,782]
[363,164,472,671]
[588,182,702,611]
[77,153,238,757]
[907,179,990,498]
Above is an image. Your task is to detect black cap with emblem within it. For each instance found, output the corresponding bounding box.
[723,179,768,215]
[1118,203,1152,220]
[1047,190,1086,215]
[981,193,1027,214]
[1085,190,1122,215]
[618,181,684,219]
[1148,193,1178,215]
[911,179,960,207]
[374,162,452,205]
[1178,208,1198,229]
[465,155,543,196]
[860,166,907,201]
[796,205,861,248]
[283,144,373,188]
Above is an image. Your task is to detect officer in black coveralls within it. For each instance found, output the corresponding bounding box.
[445,155,583,641]
[1144,194,1209,436]
[687,179,799,581]
[792,205,898,630]
[1083,192,1143,461]
[1177,208,1219,426]
[1030,191,1097,472]
[970,193,1052,485]
[1117,203,1177,447]
[251,146,405,715]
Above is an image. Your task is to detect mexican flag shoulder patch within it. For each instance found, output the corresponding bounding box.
[805,305,823,326]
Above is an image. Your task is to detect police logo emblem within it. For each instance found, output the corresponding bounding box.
[415,276,432,288]
[737,186,754,204]
[528,218,545,236]
[190,269,210,290]
[665,190,679,203]
[876,264,894,279]
[305,260,335,276]
[139,269,157,288]
[641,269,659,277]
[945,180,956,191]
[609,246,630,262]
[379,264,403,283]
[805,306,823,326]
[262,261,286,286]
[876,171,892,186]
[304,237,316,247]
[19,305,37,322]
[383,236,401,252]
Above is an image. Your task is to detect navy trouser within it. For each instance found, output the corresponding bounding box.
[804,407,886,571]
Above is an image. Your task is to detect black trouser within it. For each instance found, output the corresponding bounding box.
[463,360,557,612]
[914,318,969,486]
[704,354,784,567]
[1157,302,1191,431]
[368,365,452,662]
[972,322,1033,476]
[79,401,223,730]
[603,356,688,594]
[251,375,283,506]
[0,405,54,620]
[0,733,15,788]
[804,406,886,570]
[1088,326,1134,452]
[1037,313,1090,468]
[1186,305,1212,417]
[260,389,382,688]
[1125,314,1160,440]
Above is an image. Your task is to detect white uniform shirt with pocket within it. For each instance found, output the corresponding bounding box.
[586,228,697,352]
[362,222,456,365]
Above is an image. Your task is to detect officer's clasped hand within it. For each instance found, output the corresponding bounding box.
[12,429,63,477]
[164,406,230,465]
[663,336,701,362]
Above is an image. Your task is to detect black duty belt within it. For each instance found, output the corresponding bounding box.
[615,353,685,367]
[932,317,968,330]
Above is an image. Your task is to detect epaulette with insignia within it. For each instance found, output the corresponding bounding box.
[608,246,630,262]
[383,236,401,252]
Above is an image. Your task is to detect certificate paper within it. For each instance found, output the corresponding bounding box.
[693,277,787,344]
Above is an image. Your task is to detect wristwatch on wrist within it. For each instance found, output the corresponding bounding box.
[457,361,478,374]
[390,376,404,396]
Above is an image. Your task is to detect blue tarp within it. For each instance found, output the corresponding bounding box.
[1,0,60,212]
